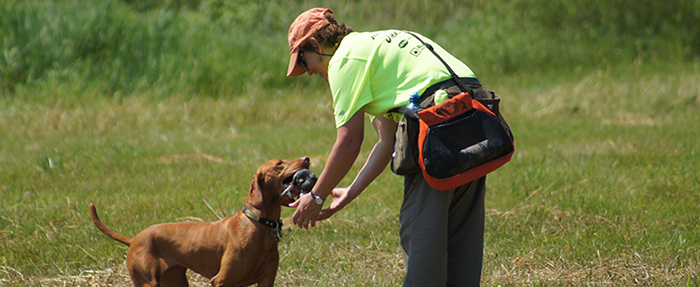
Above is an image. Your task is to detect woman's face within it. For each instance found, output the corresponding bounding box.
[298,38,333,82]
[299,49,329,81]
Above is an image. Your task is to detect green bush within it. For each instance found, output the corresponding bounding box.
[519,0,700,59]
[1,0,698,97]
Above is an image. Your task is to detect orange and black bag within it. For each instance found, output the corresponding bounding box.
[391,32,514,190]
[415,87,514,190]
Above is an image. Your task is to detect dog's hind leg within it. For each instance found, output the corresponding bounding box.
[160,266,189,287]
[127,251,161,287]
[128,269,158,287]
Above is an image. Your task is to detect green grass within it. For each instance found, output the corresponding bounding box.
[2,0,700,285]
[2,61,699,286]
[480,62,700,285]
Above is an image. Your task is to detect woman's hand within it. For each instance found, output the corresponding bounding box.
[290,193,323,229]
[318,187,356,220]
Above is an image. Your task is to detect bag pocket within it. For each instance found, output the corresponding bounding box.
[391,115,421,175]
[421,108,514,179]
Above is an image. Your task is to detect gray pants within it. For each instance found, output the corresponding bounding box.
[400,172,486,287]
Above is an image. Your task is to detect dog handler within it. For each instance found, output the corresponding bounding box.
[287,8,487,286]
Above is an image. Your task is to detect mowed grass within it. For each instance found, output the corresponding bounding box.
[1,60,699,286]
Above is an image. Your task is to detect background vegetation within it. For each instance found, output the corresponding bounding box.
[1,0,699,285]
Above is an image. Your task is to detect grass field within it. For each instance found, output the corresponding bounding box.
[2,0,700,286]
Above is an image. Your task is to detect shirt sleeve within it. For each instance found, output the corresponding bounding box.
[328,57,374,128]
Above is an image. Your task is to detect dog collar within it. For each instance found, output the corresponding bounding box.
[242,205,284,242]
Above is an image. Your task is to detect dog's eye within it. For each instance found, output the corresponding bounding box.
[276,161,284,167]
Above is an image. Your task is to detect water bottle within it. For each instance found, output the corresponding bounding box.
[406,92,421,111]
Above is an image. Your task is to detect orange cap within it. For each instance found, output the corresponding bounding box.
[287,8,334,77]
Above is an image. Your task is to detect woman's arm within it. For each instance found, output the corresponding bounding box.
[317,115,397,220]
[291,108,366,229]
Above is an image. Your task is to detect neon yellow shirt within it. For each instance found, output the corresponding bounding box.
[328,30,476,128]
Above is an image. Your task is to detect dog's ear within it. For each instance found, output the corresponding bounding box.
[248,171,265,207]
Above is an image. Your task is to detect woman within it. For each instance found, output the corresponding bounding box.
[287,8,487,286]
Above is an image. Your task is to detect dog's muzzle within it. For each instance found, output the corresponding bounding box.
[279,169,318,201]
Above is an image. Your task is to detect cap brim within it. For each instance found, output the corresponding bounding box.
[287,49,307,77]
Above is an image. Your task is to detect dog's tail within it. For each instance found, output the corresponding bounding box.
[89,203,132,246]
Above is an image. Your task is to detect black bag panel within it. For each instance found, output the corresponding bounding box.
[422,110,513,179]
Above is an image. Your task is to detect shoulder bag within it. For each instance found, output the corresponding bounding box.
[391,32,515,191]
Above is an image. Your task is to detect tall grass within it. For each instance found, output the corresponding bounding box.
[2,0,698,97]
[0,0,297,97]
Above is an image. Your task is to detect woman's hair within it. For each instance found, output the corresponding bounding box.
[301,11,353,51]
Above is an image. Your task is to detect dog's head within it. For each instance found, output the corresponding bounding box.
[250,156,317,207]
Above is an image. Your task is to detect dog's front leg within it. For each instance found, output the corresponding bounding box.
[257,274,276,287]
[255,257,279,287]
[209,251,240,287]
[209,269,232,287]
[209,273,228,287]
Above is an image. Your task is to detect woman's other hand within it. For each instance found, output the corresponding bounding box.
[318,187,357,220]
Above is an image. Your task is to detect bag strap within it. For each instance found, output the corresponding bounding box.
[389,32,482,118]
[422,77,481,99]
[406,31,472,93]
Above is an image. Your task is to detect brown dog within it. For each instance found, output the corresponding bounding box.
[90,157,314,287]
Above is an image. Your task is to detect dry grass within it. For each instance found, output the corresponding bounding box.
[4,255,696,287]
[0,264,211,287]
[485,255,696,286]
